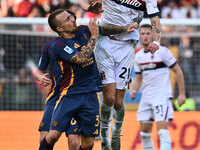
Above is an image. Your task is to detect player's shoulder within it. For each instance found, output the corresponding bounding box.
[135,48,144,56]
[134,48,144,61]
[42,38,55,53]
[158,45,171,54]
[51,37,67,50]
[77,25,90,35]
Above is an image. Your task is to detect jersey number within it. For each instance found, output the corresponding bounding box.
[155,105,163,117]
[95,115,99,127]
[119,67,131,79]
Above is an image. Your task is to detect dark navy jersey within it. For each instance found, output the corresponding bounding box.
[38,25,102,96]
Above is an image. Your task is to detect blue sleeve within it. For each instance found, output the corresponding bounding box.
[52,42,76,62]
[38,42,51,70]
[78,25,91,39]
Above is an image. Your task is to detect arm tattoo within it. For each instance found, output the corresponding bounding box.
[70,38,96,64]
[100,25,127,35]
[151,16,162,41]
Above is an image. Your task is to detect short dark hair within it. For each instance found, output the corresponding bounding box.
[139,24,152,31]
[48,9,76,33]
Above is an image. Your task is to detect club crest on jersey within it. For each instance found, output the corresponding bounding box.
[64,46,73,54]
[100,71,106,80]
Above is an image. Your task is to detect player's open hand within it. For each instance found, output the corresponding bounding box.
[147,42,159,54]
[177,94,186,106]
[88,17,99,39]
[88,1,103,14]
[127,22,138,33]
[40,73,52,87]
[130,90,137,99]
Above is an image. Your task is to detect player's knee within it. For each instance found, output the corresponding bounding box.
[81,141,94,150]
[114,101,124,110]
[47,131,61,145]
[68,135,80,149]
[40,131,48,142]
[103,95,115,106]
[158,129,171,149]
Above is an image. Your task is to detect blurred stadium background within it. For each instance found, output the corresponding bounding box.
[1,0,200,149]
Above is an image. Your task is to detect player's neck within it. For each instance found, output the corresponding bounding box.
[59,32,75,39]
[142,45,149,52]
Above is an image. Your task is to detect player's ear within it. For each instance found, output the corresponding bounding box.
[56,26,64,32]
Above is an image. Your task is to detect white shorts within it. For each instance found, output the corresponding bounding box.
[95,36,137,90]
[137,99,174,122]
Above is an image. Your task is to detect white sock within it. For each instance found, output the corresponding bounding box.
[100,102,113,145]
[158,129,171,150]
[112,104,125,136]
[140,132,154,150]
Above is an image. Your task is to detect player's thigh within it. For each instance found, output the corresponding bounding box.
[40,131,48,142]
[39,98,57,132]
[50,95,80,132]
[114,41,135,90]
[46,129,62,142]
[95,36,115,85]
[81,135,95,148]
[68,134,80,150]
[102,83,116,106]
[78,92,100,137]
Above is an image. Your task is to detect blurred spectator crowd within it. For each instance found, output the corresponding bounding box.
[0,0,200,19]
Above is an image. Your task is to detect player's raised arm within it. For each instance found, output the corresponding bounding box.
[145,0,162,54]
[79,0,103,14]
[100,22,138,35]
[70,18,99,64]
[148,16,162,53]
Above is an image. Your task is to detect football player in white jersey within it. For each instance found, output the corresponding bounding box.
[130,24,186,150]
[79,0,162,150]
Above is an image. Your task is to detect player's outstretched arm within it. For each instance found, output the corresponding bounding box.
[35,69,52,87]
[100,22,138,36]
[79,0,103,14]
[130,74,142,99]
[70,18,99,64]
[148,16,162,54]
[171,63,186,106]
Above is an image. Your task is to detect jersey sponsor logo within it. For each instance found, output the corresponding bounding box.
[140,62,167,71]
[112,0,146,11]
[64,46,74,54]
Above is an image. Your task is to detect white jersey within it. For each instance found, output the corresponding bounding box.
[101,0,159,41]
[134,46,177,102]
